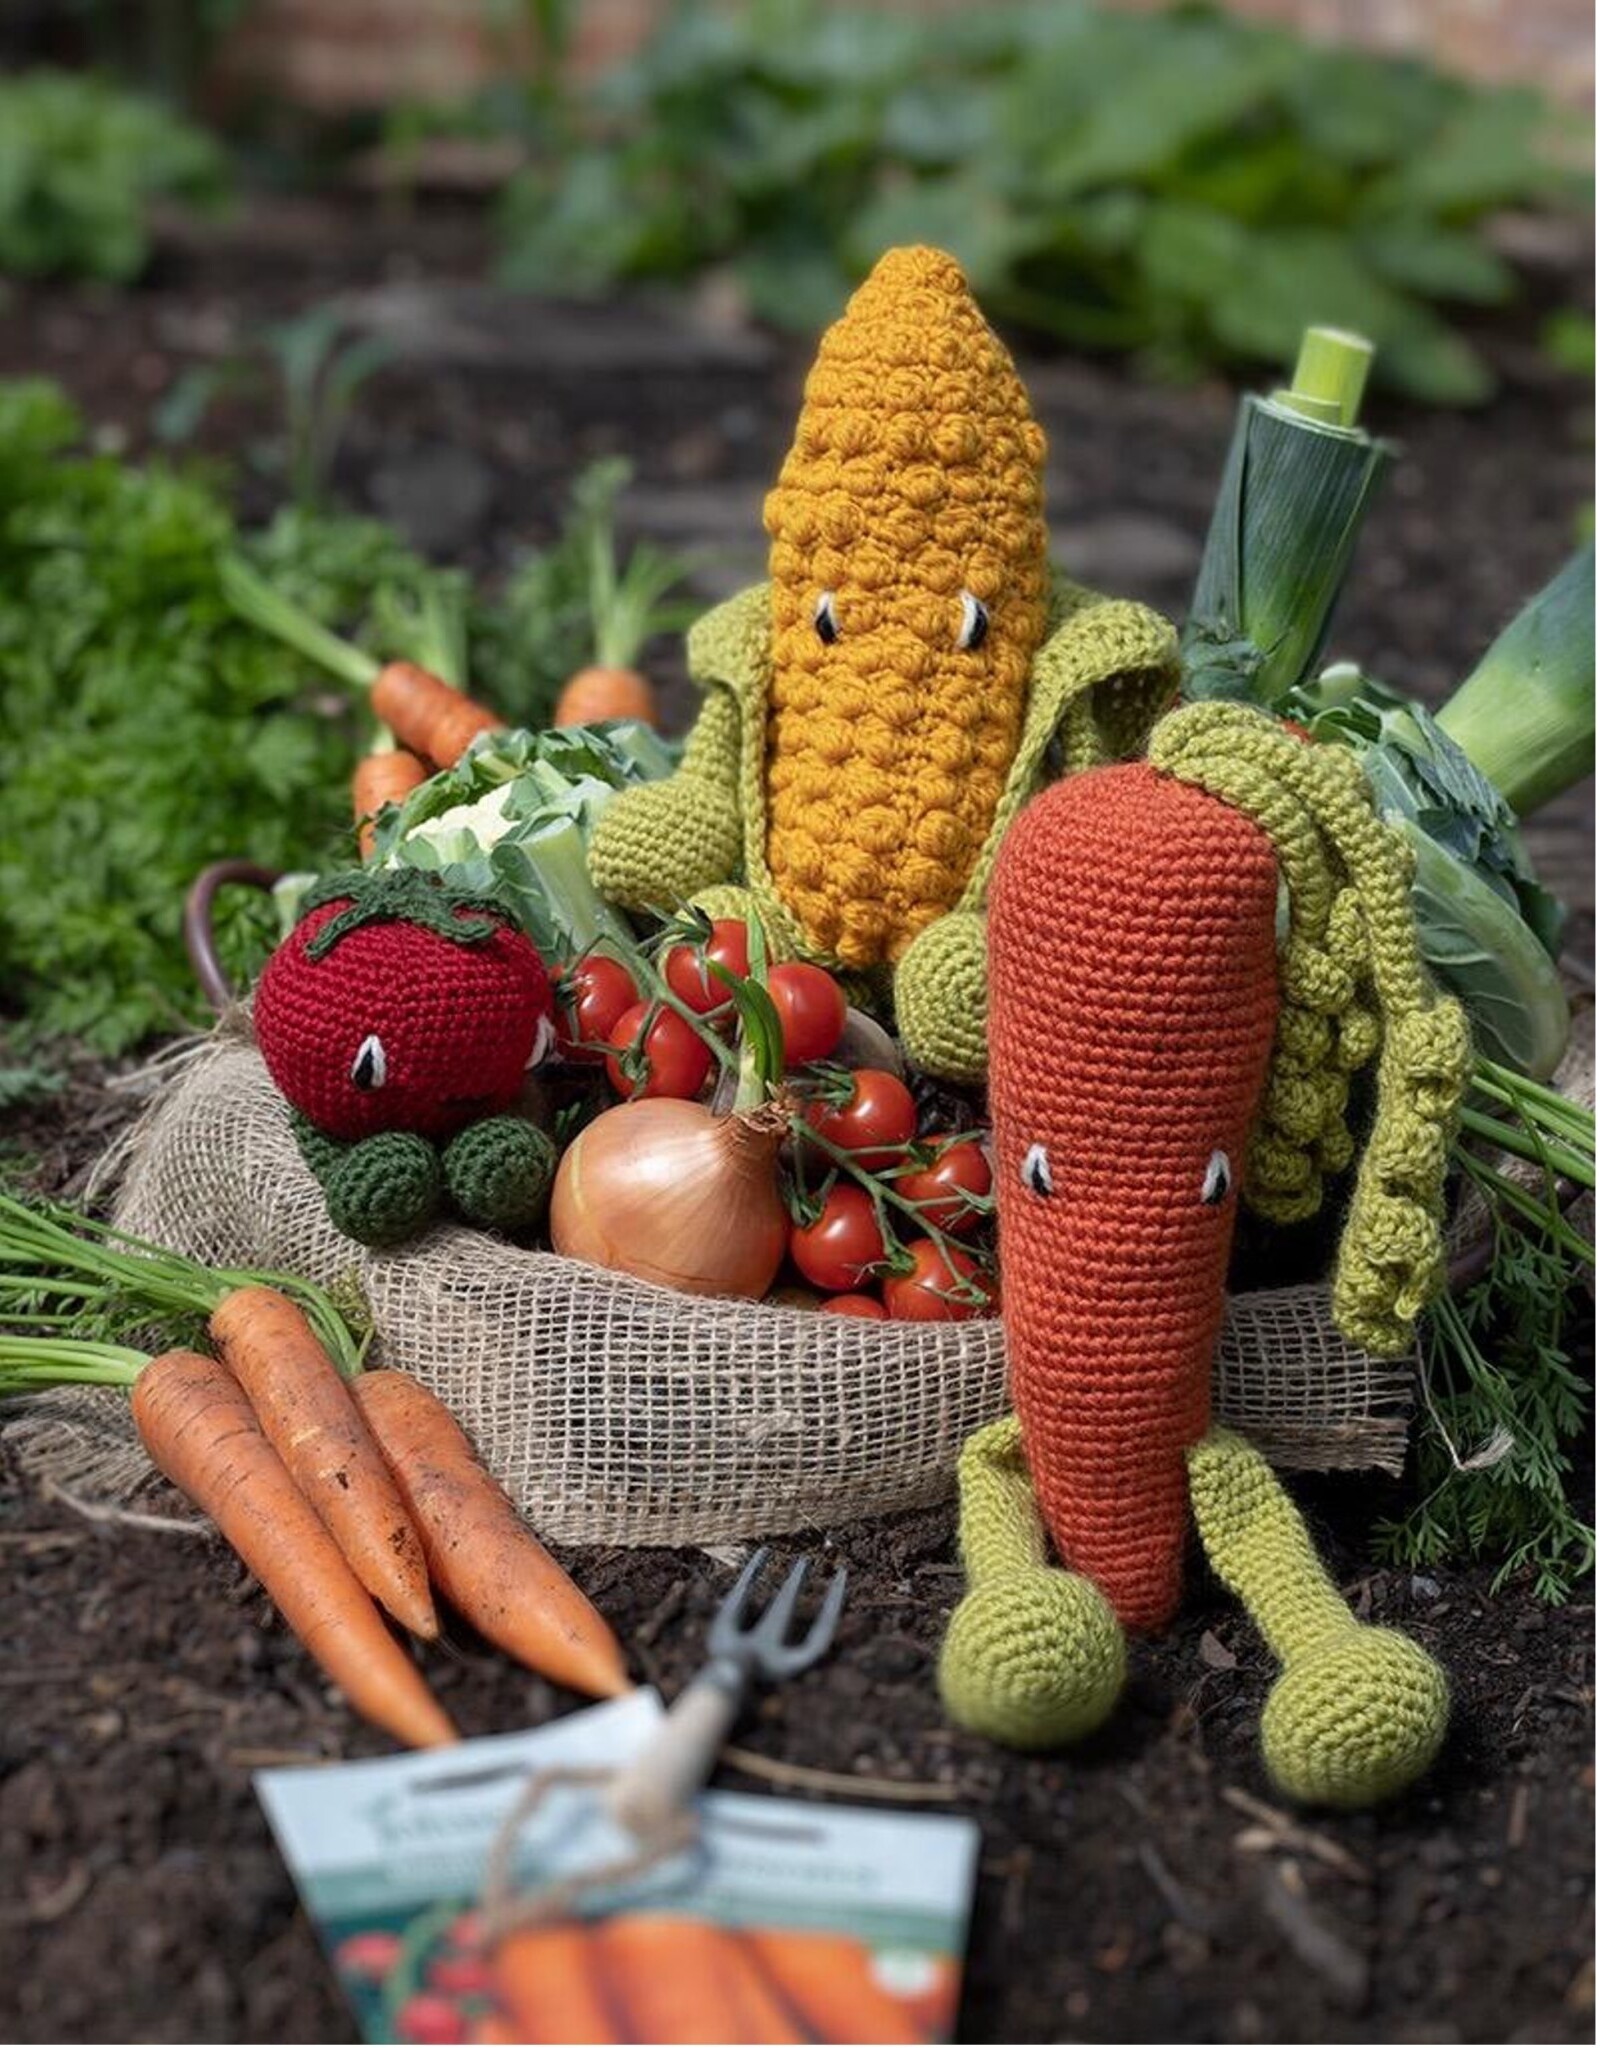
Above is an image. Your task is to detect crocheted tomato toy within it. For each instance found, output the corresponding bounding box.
[255,869,558,1247]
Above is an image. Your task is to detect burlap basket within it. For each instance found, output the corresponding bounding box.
[7,1017,1493,1546]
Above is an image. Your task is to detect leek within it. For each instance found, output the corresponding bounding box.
[1182,327,1392,705]
[1436,544,1595,818]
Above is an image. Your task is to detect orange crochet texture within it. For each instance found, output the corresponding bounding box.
[761,245,1050,968]
[986,760,1282,1631]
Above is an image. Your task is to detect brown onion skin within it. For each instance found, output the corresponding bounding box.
[550,1097,789,1299]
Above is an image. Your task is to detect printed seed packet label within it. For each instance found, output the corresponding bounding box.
[257,1690,979,2044]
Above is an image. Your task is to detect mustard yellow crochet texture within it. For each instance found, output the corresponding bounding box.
[762,244,1050,968]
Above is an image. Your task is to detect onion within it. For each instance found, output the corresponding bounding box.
[550,1097,790,1299]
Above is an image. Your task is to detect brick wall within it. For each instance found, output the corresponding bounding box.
[214,0,1593,116]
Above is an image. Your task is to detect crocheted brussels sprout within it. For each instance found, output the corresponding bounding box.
[587,245,1181,1082]
[255,869,558,1247]
[939,705,1469,1810]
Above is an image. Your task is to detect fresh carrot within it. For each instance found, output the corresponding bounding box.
[354,734,429,858]
[740,1929,925,2044]
[597,1915,799,2045]
[466,2017,523,2046]
[372,660,505,769]
[987,760,1281,1631]
[207,1286,436,1640]
[351,1370,629,1697]
[491,1925,617,2045]
[552,666,659,732]
[130,1349,457,1748]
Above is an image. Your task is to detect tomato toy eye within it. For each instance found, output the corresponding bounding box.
[350,1034,387,1090]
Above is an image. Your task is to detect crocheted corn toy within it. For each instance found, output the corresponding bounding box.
[938,701,1473,1808]
[587,245,1180,1082]
[253,869,558,1247]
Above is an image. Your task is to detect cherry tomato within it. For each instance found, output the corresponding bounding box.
[334,1930,404,1982]
[604,1002,713,1100]
[394,1993,468,2044]
[428,1954,496,1998]
[819,1293,887,1319]
[768,962,847,1067]
[661,919,753,1015]
[790,1185,889,1293]
[895,1138,992,1237]
[882,1239,995,1322]
[559,955,639,1059]
[805,1069,917,1172]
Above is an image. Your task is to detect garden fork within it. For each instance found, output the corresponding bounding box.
[604,1547,848,1841]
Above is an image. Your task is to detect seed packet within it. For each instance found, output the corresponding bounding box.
[257,1690,979,2044]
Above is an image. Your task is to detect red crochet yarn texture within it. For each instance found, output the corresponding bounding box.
[254,895,550,1143]
[986,761,1282,1631]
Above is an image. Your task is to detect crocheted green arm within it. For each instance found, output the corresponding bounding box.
[1188,1427,1448,1807]
[896,587,1179,1081]
[291,1112,441,1248]
[587,587,768,913]
[957,585,1180,915]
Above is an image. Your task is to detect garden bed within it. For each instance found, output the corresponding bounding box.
[0,191,1592,2043]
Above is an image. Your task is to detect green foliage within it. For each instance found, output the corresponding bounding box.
[0,69,226,282]
[0,383,431,1052]
[490,0,1579,403]
[1375,1225,1593,1604]
[0,384,696,1055]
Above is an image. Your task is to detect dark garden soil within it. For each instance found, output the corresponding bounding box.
[0,195,1593,2045]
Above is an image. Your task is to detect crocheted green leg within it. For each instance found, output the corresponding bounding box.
[292,1112,441,1248]
[938,1415,1126,1749]
[1187,1427,1448,1808]
[442,1116,557,1232]
[588,689,744,912]
[894,910,988,1083]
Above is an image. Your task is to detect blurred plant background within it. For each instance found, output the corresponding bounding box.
[2,0,1592,403]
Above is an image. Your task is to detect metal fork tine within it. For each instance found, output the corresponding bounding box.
[709,1546,771,1650]
[753,1556,812,1650]
[798,1566,848,1662]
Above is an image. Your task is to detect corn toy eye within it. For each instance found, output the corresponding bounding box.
[814,591,840,644]
[1201,1149,1232,1205]
[1021,1142,1054,1197]
[351,1033,387,1090]
[957,590,990,651]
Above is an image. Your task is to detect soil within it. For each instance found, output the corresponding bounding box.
[0,194,1594,2045]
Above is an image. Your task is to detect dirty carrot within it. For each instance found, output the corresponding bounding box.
[596,1915,798,2045]
[552,666,658,731]
[740,1929,925,2044]
[129,1348,457,1748]
[351,1370,629,1697]
[371,660,505,770]
[208,1286,435,1639]
[353,732,428,857]
[491,1926,618,2045]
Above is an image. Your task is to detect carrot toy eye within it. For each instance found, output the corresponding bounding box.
[1021,1142,1054,1197]
[1200,1149,1231,1205]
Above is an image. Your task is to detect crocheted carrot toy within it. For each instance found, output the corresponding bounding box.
[587,245,1180,1082]
[939,701,1473,1808]
[254,870,558,1247]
